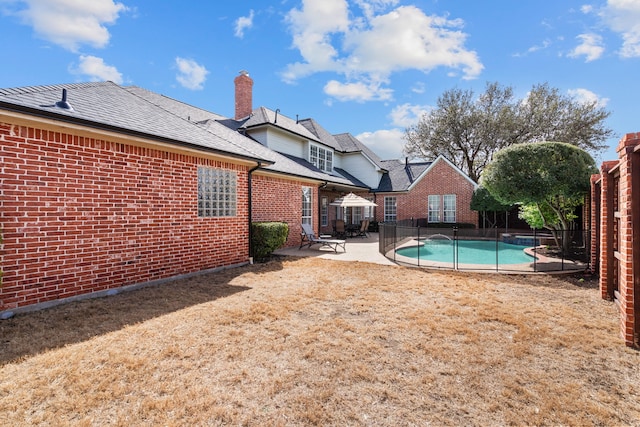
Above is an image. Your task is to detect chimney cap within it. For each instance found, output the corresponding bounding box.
[239,70,249,76]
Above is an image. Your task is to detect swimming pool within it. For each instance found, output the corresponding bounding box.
[395,239,535,265]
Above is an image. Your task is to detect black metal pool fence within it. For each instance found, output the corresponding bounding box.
[378,223,590,273]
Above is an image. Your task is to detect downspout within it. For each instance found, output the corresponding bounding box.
[248,162,262,264]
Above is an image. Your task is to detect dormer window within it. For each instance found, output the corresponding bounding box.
[310,144,333,173]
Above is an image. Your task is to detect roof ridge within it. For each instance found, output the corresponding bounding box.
[124,86,273,162]
[0,81,115,97]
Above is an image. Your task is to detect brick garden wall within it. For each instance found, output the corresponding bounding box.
[0,121,250,312]
[592,132,640,347]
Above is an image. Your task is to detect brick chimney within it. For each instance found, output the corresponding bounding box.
[234,70,253,120]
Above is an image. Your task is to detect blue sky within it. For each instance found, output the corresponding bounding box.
[1,0,638,163]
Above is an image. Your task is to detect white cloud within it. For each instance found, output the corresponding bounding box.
[6,0,127,52]
[343,6,482,78]
[356,102,431,160]
[353,0,399,20]
[568,88,609,108]
[324,79,393,102]
[600,0,640,57]
[581,5,594,13]
[72,55,123,83]
[283,1,482,102]
[512,39,552,57]
[175,57,209,90]
[234,9,254,38]
[389,103,430,128]
[356,128,405,160]
[411,82,426,94]
[569,33,605,61]
[283,0,350,81]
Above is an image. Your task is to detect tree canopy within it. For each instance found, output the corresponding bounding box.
[480,142,597,249]
[470,186,512,212]
[403,82,613,182]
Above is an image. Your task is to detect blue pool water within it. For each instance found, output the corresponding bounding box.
[395,239,535,265]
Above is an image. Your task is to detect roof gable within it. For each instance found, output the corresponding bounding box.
[375,155,477,192]
[297,118,341,150]
[240,107,321,143]
[407,155,478,191]
[333,133,385,169]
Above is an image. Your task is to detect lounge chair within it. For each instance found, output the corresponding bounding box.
[300,223,346,253]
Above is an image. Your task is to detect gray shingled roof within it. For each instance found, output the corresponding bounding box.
[274,153,362,187]
[375,159,432,192]
[124,87,366,189]
[240,107,321,143]
[333,133,386,169]
[297,118,341,151]
[125,86,227,122]
[0,81,272,163]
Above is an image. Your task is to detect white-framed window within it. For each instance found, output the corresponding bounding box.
[302,187,312,225]
[443,194,456,223]
[197,167,237,217]
[384,196,396,222]
[352,207,363,225]
[364,205,374,219]
[321,196,328,227]
[428,195,440,223]
[309,144,333,173]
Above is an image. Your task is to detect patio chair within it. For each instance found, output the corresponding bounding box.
[355,219,370,238]
[300,223,346,253]
[334,219,347,239]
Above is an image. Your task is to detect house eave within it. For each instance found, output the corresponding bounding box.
[0,102,273,167]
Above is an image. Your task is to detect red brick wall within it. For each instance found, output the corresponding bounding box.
[0,121,250,312]
[592,132,640,347]
[374,159,477,226]
[251,174,314,247]
[615,134,640,347]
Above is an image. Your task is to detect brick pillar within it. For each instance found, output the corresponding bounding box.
[616,133,640,347]
[599,161,618,301]
[590,174,601,274]
[234,70,253,120]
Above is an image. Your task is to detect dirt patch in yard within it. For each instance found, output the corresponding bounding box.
[1,257,638,426]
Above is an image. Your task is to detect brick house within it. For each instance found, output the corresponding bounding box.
[374,156,478,226]
[0,82,278,313]
[590,132,640,348]
[0,74,478,314]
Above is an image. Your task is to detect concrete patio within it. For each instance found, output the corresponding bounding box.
[273,232,397,266]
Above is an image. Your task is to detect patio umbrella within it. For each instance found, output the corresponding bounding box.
[329,192,377,207]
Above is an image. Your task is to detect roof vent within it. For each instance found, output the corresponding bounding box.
[55,89,74,111]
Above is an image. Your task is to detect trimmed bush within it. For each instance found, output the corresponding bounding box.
[251,222,289,261]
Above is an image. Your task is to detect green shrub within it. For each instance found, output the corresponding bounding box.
[251,222,289,261]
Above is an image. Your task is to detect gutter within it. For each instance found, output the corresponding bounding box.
[247,161,263,263]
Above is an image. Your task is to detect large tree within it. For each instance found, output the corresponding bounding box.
[480,142,597,251]
[404,82,613,182]
[470,186,513,233]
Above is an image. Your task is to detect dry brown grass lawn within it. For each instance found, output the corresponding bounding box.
[1,257,639,426]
